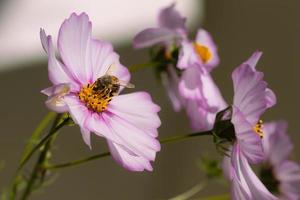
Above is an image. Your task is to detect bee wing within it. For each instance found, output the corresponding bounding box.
[105,63,117,75]
[119,80,135,88]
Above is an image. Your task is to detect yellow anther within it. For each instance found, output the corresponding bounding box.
[78,83,111,113]
[193,42,212,64]
[253,120,264,139]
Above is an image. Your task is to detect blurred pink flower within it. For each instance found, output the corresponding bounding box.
[41,13,161,172]
[222,51,277,200]
[133,3,225,131]
[133,3,186,49]
[261,121,300,199]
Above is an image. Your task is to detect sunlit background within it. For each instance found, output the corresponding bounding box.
[0,0,299,199]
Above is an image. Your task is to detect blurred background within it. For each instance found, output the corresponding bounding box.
[0,0,299,199]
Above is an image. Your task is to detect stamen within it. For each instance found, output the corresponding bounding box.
[193,42,212,64]
[253,120,264,139]
[78,83,112,113]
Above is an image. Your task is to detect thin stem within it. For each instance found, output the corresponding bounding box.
[196,193,230,200]
[18,116,70,171]
[20,112,56,164]
[46,131,212,170]
[20,114,65,200]
[168,182,206,200]
[160,131,212,144]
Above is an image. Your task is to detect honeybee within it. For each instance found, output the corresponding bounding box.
[92,64,135,97]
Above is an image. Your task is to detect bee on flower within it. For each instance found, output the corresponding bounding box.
[41,13,161,172]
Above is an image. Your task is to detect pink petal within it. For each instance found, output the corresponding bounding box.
[161,65,184,112]
[263,121,292,165]
[195,29,219,71]
[58,13,92,84]
[41,83,71,113]
[107,141,153,172]
[265,88,276,108]
[276,161,300,199]
[232,63,267,125]
[45,97,69,113]
[40,29,79,91]
[108,92,161,137]
[231,144,278,200]
[64,95,91,129]
[232,107,264,164]
[158,3,186,31]
[177,40,201,70]
[232,52,276,126]
[179,66,204,100]
[179,67,227,131]
[222,149,234,180]
[88,39,130,85]
[81,128,92,149]
[133,27,178,49]
[244,50,263,70]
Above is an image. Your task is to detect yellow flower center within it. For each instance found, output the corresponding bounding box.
[193,42,212,64]
[253,120,264,139]
[78,82,112,113]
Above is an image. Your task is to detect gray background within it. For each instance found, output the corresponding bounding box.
[0,0,299,199]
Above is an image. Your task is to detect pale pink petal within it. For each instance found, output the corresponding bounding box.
[263,121,292,165]
[158,3,186,31]
[232,64,268,125]
[133,28,178,49]
[195,29,219,71]
[232,107,264,164]
[64,94,91,129]
[179,67,227,131]
[41,83,71,113]
[58,13,92,84]
[161,65,184,112]
[222,154,234,180]
[81,128,92,149]
[88,39,130,84]
[231,144,278,200]
[177,41,201,70]
[265,89,276,108]
[232,52,276,125]
[40,29,79,91]
[231,178,251,200]
[107,141,153,172]
[276,161,300,199]
[108,92,161,138]
[244,50,262,70]
[179,66,203,100]
[45,97,69,113]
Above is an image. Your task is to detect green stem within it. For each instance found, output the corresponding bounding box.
[168,181,206,200]
[18,116,70,171]
[46,131,212,170]
[20,114,64,200]
[20,112,56,165]
[197,194,230,200]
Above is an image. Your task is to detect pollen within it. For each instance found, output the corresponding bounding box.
[78,83,111,113]
[253,120,264,139]
[193,42,212,64]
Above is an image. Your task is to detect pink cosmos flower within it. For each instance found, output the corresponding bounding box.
[133,3,186,49]
[261,121,300,199]
[40,13,161,172]
[222,51,277,200]
[133,3,225,131]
